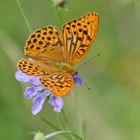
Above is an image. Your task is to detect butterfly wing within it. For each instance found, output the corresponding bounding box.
[63,12,99,65]
[17,13,99,96]
[17,58,73,96]
[25,26,66,65]
[17,58,46,76]
[40,72,74,96]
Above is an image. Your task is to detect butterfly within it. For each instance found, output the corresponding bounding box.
[17,12,99,96]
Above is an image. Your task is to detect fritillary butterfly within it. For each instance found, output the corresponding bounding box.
[17,12,99,96]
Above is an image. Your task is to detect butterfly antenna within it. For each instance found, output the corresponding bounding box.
[16,0,32,33]
[78,53,101,69]
[83,80,91,91]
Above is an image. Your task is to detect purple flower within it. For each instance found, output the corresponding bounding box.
[49,95,64,112]
[32,91,50,115]
[72,73,83,85]
[24,85,38,99]
[15,69,82,115]
[15,70,41,85]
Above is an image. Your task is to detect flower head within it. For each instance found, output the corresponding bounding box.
[15,69,82,115]
[72,73,83,85]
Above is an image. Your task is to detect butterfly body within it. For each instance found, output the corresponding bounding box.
[55,62,77,74]
[17,12,99,96]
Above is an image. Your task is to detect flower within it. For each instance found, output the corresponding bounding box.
[33,132,45,140]
[15,69,82,115]
[49,95,64,112]
[72,73,83,85]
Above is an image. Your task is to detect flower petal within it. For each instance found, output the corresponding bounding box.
[49,95,64,112]
[15,70,41,85]
[29,76,41,85]
[72,73,83,85]
[36,84,46,91]
[32,91,50,115]
[15,70,32,82]
[24,85,38,99]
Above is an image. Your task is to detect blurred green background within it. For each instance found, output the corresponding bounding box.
[0,0,140,140]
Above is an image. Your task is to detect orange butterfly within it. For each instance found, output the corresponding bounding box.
[17,12,99,96]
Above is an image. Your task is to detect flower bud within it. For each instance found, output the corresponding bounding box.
[33,132,45,140]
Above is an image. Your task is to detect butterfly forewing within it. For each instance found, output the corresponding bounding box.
[40,73,74,96]
[25,26,66,64]
[63,12,99,65]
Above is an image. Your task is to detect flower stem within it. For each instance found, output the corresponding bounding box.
[61,109,71,129]
[44,130,83,140]
[41,117,60,131]
[55,6,63,25]
[61,109,76,140]
[16,0,32,33]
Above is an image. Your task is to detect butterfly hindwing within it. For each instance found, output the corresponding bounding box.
[17,58,46,76]
[63,12,99,65]
[40,73,74,96]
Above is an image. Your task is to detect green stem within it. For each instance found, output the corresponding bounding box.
[41,118,60,131]
[61,109,71,129]
[55,6,63,25]
[61,109,76,140]
[16,0,32,33]
[41,117,75,140]
[44,130,83,140]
